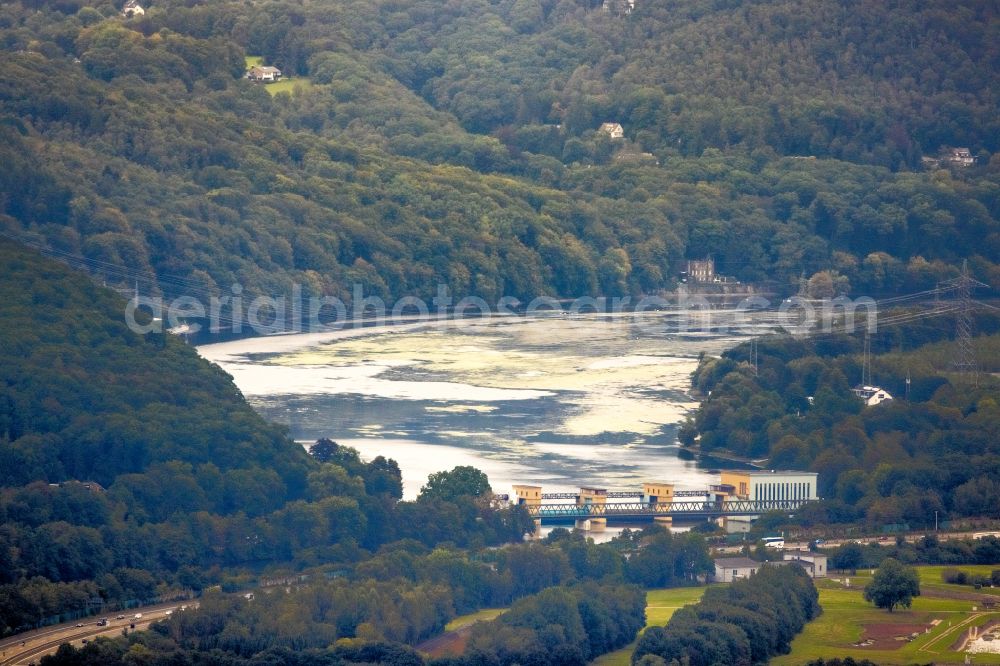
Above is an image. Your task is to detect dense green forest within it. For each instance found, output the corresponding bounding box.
[458,582,645,665]
[826,534,1000,572]
[0,236,309,489]
[29,527,698,665]
[36,580,645,666]
[0,240,720,666]
[681,314,1000,529]
[3,0,1000,660]
[632,564,819,665]
[0,0,998,309]
[0,240,536,634]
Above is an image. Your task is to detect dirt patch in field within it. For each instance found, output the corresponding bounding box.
[415,624,473,659]
[853,622,930,650]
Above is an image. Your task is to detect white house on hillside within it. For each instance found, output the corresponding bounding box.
[122,0,144,17]
[598,122,624,139]
[947,147,975,166]
[247,66,282,83]
[852,385,893,407]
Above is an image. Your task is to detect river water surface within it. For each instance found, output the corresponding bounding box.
[198,312,768,504]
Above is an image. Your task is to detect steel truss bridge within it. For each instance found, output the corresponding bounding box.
[495,490,719,503]
[525,499,814,521]
[536,490,710,500]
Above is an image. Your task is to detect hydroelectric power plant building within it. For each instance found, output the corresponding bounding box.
[720,470,818,502]
[719,470,819,533]
[508,470,818,534]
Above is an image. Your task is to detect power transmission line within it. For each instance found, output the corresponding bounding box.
[939,260,989,385]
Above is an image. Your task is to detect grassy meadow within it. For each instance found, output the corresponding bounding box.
[591,586,709,666]
[262,78,313,95]
[772,571,1000,664]
[587,566,1000,665]
[443,608,506,632]
[422,563,1000,664]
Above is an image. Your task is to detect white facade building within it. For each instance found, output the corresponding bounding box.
[783,551,828,578]
[721,470,819,503]
[598,122,625,139]
[714,553,828,582]
[713,557,761,582]
[718,470,818,533]
[852,385,893,407]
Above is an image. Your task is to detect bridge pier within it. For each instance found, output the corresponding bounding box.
[574,518,606,532]
[574,487,608,532]
[645,482,674,530]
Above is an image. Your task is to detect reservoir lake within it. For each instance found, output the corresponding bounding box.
[198,310,777,538]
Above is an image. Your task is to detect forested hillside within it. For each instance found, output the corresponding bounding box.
[0,238,308,490]
[680,314,1000,528]
[0,240,536,634]
[2,241,705,660]
[1,0,998,305]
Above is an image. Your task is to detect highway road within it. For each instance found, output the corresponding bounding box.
[0,601,196,666]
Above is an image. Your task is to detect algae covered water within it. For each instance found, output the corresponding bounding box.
[198,312,767,500]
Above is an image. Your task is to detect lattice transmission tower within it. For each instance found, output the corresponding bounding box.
[940,261,988,385]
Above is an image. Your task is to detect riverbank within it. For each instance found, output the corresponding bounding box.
[678,443,768,469]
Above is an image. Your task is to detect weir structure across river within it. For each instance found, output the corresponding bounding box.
[505,471,819,533]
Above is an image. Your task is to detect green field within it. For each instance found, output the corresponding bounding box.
[435,588,709,664]
[918,565,1000,600]
[834,564,1000,597]
[443,608,506,631]
[245,55,262,68]
[442,569,1000,664]
[591,586,709,666]
[772,574,1000,665]
[589,568,1000,666]
[262,78,312,95]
